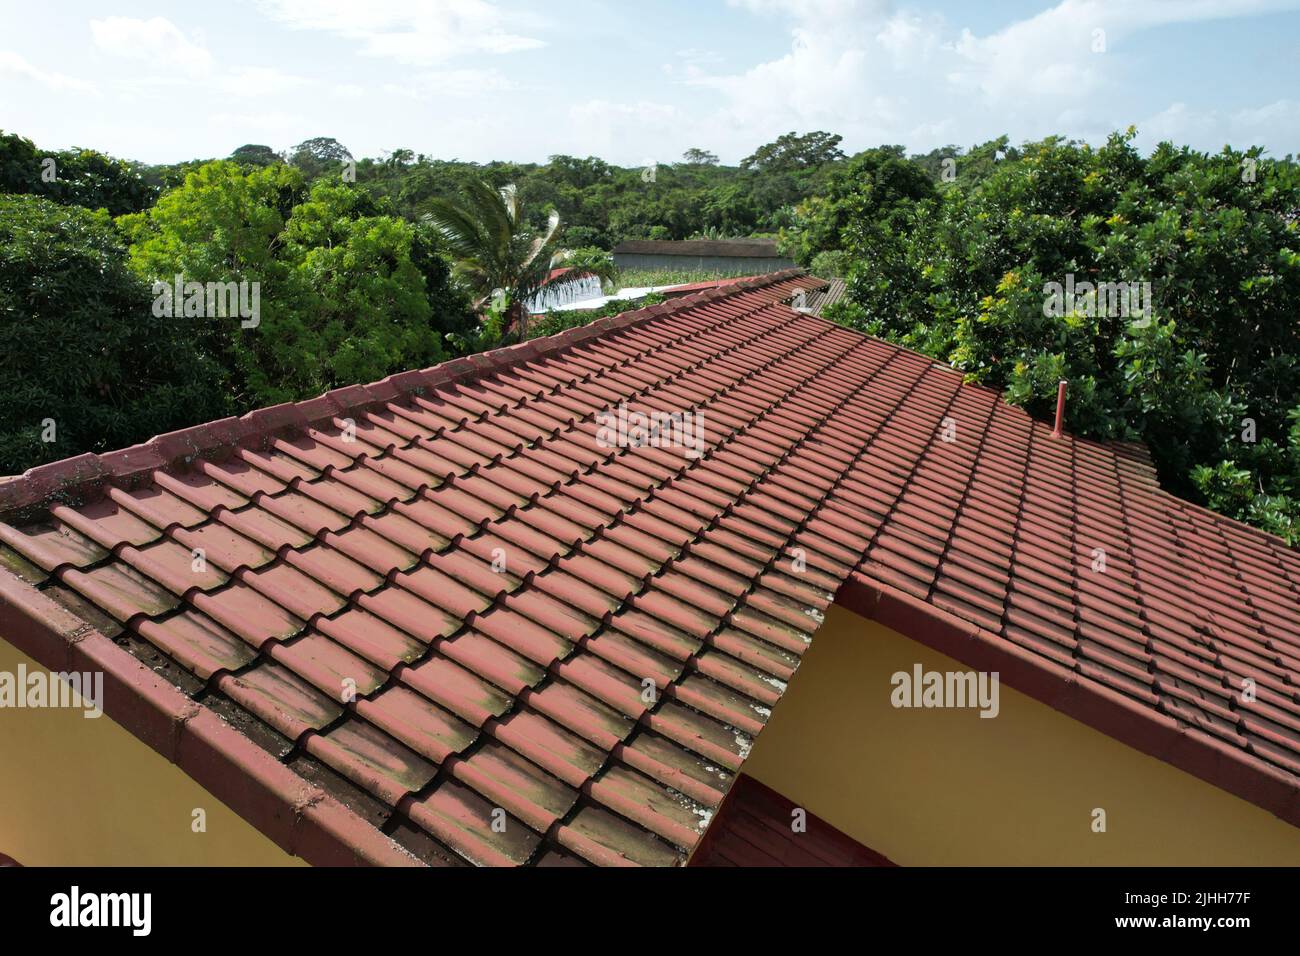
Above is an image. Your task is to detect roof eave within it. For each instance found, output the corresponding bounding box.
[833,573,1300,830]
[0,568,422,866]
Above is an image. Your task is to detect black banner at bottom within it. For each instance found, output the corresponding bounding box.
[0,866,1288,942]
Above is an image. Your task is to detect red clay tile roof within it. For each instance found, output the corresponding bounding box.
[689,773,894,866]
[0,270,823,866]
[2,267,1299,866]
[660,276,758,296]
[795,277,847,315]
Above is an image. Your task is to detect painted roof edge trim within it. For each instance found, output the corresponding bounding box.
[0,566,421,866]
[0,270,815,517]
[835,573,1300,829]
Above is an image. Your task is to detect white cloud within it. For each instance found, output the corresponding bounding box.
[210,110,312,135]
[665,48,727,80]
[728,0,889,18]
[1140,98,1300,152]
[218,67,312,97]
[88,18,312,103]
[0,51,98,95]
[255,0,545,64]
[676,48,725,65]
[383,68,516,98]
[90,16,214,75]
[695,0,1300,155]
[111,64,312,102]
[568,100,683,162]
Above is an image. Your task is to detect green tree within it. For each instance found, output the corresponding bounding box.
[118,161,473,405]
[908,138,1019,185]
[1,130,156,215]
[385,148,416,167]
[289,136,353,180]
[682,148,720,166]
[781,145,934,266]
[741,131,845,172]
[0,195,228,474]
[424,180,565,339]
[561,224,611,249]
[229,144,280,167]
[826,130,1300,541]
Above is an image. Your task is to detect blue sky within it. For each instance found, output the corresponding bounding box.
[1,0,1297,165]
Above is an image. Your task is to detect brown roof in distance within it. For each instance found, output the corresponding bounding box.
[613,239,784,258]
[3,269,1300,866]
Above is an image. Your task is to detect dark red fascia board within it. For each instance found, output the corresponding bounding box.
[0,568,421,866]
[833,573,1300,830]
[688,772,895,867]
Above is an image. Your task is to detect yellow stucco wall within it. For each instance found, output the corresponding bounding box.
[0,636,304,866]
[744,604,1300,865]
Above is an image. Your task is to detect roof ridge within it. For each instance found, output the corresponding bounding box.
[792,311,1172,501]
[0,269,810,517]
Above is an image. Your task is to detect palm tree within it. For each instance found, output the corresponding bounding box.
[424,180,563,340]
[552,245,620,291]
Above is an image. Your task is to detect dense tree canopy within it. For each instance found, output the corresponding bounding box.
[781,145,936,269]
[288,136,354,179]
[118,161,474,405]
[682,148,720,166]
[230,143,280,167]
[1,130,156,215]
[288,135,844,248]
[741,131,846,172]
[816,131,1300,541]
[0,195,227,474]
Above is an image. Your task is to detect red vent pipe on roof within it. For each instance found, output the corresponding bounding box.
[1052,380,1067,438]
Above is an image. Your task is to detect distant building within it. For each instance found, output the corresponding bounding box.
[612,238,795,275]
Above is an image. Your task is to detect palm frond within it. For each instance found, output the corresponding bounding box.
[425,179,566,325]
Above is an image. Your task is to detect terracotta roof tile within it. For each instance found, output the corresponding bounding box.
[4,269,1299,865]
[357,684,477,760]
